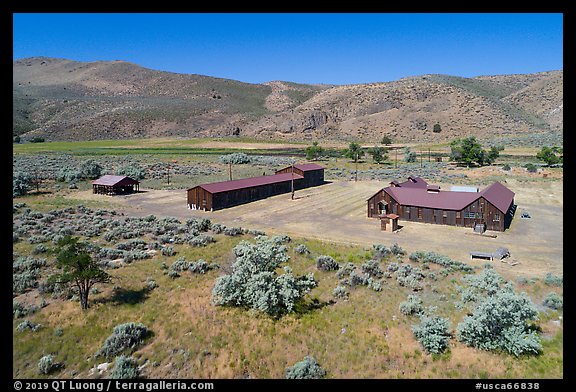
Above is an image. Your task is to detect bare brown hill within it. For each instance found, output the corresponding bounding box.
[13,57,562,143]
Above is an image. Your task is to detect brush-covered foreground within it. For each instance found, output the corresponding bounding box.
[13,204,563,379]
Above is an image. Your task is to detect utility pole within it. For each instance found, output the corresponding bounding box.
[229,162,232,181]
[355,151,358,182]
[291,159,295,200]
[428,147,431,162]
[166,167,170,185]
[420,150,423,168]
[395,148,398,169]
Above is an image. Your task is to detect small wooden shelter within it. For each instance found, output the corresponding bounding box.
[92,175,139,195]
[379,213,399,232]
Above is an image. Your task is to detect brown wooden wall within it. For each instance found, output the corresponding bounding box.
[367,189,510,231]
[275,168,324,188]
[187,178,305,211]
[187,186,214,211]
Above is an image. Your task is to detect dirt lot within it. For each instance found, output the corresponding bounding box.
[75,178,563,279]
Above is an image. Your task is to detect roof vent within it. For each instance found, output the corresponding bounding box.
[427,185,440,193]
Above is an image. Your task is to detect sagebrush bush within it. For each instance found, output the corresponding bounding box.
[16,319,42,332]
[212,237,317,316]
[361,260,383,278]
[189,259,212,274]
[161,246,176,257]
[399,294,424,316]
[335,262,356,279]
[38,354,59,375]
[409,250,473,272]
[456,286,541,357]
[96,322,152,359]
[223,227,244,236]
[372,244,391,259]
[332,285,349,300]
[170,257,190,272]
[390,243,406,256]
[367,277,383,292]
[542,292,563,310]
[186,217,212,232]
[543,273,563,287]
[294,244,310,255]
[316,255,339,271]
[145,279,158,291]
[412,314,452,354]
[285,356,326,379]
[109,356,140,379]
[218,152,251,164]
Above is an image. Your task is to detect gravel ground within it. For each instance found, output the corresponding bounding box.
[87,178,562,280]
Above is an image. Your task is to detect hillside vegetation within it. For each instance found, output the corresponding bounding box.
[13,57,562,144]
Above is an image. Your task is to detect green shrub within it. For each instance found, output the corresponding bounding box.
[390,243,406,256]
[294,244,310,255]
[332,285,349,300]
[285,356,326,379]
[38,354,59,375]
[372,244,391,259]
[361,260,383,278]
[96,322,152,359]
[542,292,563,310]
[189,259,216,274]
[336,262,357,279]
[212,237,317,316]
[161,246,176,257]
[223,227,243,236]
[543,273,563,287]
[186,217,212,232]
[145,279,158,291]
[316,255,339,271]
[109,356,140,379]
[412,314,451,354]
[13,172,33,197]
[218,153,251,164]
[456,287,541,357]
[116,163,146,180]
[399,294,424,316]
[16,319,42,332]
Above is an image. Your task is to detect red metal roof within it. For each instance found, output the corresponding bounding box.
[383,181,515,213]
[397,176,428,188]
[478,182,515,213]
[385,186,479,210]
[192,172,304,194]
[92,175,139,186]
[276,163,324,173]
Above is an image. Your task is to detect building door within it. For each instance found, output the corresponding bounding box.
[378,201,388,215]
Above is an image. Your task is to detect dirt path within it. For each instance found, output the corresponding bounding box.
[88,179,563,279]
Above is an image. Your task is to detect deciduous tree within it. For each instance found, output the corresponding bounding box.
[49,236,111,310]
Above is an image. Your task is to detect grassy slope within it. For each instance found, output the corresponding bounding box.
[12,231,563,379]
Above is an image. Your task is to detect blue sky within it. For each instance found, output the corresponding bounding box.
[12,13,563,85]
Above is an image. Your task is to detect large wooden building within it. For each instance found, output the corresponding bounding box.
[275,163,325,189]
[187,164,324,211]
[367,176,515,231]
